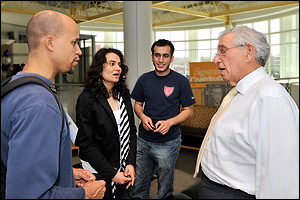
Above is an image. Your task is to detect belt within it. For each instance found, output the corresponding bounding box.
[201,173,256,198]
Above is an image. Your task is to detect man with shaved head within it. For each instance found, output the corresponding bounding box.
[1,10,106,199]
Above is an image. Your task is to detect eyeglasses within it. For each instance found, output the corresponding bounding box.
[215,44,245,57]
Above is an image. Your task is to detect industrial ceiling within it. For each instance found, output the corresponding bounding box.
[1,1,299,30]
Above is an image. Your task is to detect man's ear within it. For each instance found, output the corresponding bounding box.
[170,55,174,63]
[45,35,54,52]
[245,43,256,63]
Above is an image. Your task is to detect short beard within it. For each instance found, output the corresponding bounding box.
[154,64,170,73]
[66,67,74,74]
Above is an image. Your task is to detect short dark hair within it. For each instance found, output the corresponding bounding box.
[151,39,175,56]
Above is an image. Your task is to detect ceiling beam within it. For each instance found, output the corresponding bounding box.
[1,1,299,27]
[152,2,227,21]
[152,1,170,6]
[211,1,299,17]
[1,6,39,15]
[86,8,123,21]
[153,16,206,27]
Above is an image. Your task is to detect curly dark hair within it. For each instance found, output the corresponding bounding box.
[84,47,129,99]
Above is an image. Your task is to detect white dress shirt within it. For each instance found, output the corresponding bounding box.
[201,67,299,198]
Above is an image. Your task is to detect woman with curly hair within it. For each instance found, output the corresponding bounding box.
[75,48,137,199]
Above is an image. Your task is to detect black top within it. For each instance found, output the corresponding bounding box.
[131,70,196,142]
[75,90,137,181]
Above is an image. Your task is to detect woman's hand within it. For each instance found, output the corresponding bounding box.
[112,171,132,185]
[124,164,135,189]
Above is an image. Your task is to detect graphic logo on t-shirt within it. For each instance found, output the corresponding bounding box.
[164,86,174,97]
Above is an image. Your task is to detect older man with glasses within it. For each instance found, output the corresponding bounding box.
[194,26,299,199]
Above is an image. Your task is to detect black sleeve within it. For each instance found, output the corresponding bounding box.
[75,92,117,181]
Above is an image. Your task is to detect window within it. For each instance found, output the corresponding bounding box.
[79,13,299,80]
[239,14,299,79]
[154,12,299,79]
[155,27,225,77]
[79,30,124,53]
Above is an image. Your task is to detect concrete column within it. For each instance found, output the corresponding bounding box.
[123,1,153,92]
[225,24,233,29]
[123,1,153,133]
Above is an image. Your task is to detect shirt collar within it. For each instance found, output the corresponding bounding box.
[236,67,266,95]
[15,72,53,86]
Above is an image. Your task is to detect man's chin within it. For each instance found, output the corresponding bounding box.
[66,67,75,74]
[155,66,169,73]
[220,75,227,82]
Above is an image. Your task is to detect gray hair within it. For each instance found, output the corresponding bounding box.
[219,26,270,66]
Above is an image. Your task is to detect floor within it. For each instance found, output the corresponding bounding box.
[72,147,201,199]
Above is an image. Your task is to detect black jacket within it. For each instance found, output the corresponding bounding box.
[75,90,137,181]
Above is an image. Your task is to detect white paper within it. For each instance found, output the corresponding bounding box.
[80,159,98,173]
[66,113,78,144]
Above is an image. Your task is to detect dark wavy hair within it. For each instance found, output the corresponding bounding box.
[84,47,129,99]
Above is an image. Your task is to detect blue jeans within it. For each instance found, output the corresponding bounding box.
[131,136,181,199]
